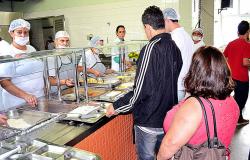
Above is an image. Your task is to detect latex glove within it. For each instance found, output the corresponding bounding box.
[23,94,37,107]
[106,104,117,117]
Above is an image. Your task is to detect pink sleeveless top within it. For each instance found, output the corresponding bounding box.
[163,96,239,147]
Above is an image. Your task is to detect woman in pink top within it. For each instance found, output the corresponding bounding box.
[157,46,239,160]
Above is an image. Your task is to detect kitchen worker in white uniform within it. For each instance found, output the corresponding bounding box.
[0,19,44,110]
[163,8,194,101]
[48,31,74,93]
[192,28,205,52]
[79,36,112,77]
[111,25,131,72]
[0,38,13,123]
[0,39,13,109]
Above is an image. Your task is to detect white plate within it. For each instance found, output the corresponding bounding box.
[68,105,99,115]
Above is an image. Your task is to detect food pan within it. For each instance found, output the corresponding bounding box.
[115,82,134,90]
[62,102,109,124]
[86,77,121,88]
[34,144,68,159]
[4,109,53,131]
[64,148,101,160]
[95,90,125,102]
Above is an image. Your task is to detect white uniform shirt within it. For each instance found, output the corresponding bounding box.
[193,40,205,52]
[0,40,14,109]
[79,49,102,68]
[111,38,129,72]
[0,45,44,110]
[171,27,194,91]
[0,40,14,56]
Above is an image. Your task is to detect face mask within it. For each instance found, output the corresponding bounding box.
[192,36,202,41]
[119,38,125,42]
[14,36,29,46]
[57,45,69,49]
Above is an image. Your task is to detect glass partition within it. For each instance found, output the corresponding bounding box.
[0,41,147,111]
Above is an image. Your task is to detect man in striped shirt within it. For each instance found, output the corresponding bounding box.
[106,5,182,160]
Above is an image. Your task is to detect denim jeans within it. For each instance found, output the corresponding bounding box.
[134,125,164,160]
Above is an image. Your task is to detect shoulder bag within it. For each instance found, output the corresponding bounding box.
[172,96,228,160]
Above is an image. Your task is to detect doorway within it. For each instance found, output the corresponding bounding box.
[27,15,65,51]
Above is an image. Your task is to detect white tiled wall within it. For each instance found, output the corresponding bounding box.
[18,0,193,47]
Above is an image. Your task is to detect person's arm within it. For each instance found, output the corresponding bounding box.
[243,58,250,67]
[87,68,102,77]
[0,79,37,107]
[0,114,7,124]
[107,44,157,116]
[49,76,74,87]
[157,97,202,160]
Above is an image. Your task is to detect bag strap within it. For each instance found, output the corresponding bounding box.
[192,96,212,148]
[204,98,219,147]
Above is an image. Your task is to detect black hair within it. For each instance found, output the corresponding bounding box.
[116,25,125,33]
[238,20,249,35]
[142,5,165,30]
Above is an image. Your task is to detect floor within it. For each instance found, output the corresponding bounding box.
[230,97,250,160]
[231,122,250,160]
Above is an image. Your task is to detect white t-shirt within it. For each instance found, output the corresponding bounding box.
[78,49,102,68]
[171,27,194,91]
[0,45,44,110]
[0,40,14,108]
[193,40,205,52]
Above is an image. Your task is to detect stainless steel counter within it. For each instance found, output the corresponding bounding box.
[38,122,88,145]
[10,98,112,147]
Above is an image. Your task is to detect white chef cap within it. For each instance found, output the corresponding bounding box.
[192,28,204,35]
[8,19,30,32]
[55,31,70,39]
[89,36,101,48]
[162,8,180,21]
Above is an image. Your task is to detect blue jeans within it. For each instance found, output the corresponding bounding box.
[134,125,164,160]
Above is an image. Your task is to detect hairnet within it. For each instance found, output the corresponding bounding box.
[8,19,30,32]
[192,28,203,35]
[89,36,101,48]
[162,8,180,20]
[55,31,70,39]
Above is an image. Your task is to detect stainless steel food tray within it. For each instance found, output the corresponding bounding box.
[0,138,100,160]
[87,78,122,89]
[64,148,101,160]
[94,90,126,102]
[18,99,78,114]
[0,126,20,141]
[115,82,134,91]
[62,102,110,124]
[4,109,55,131]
